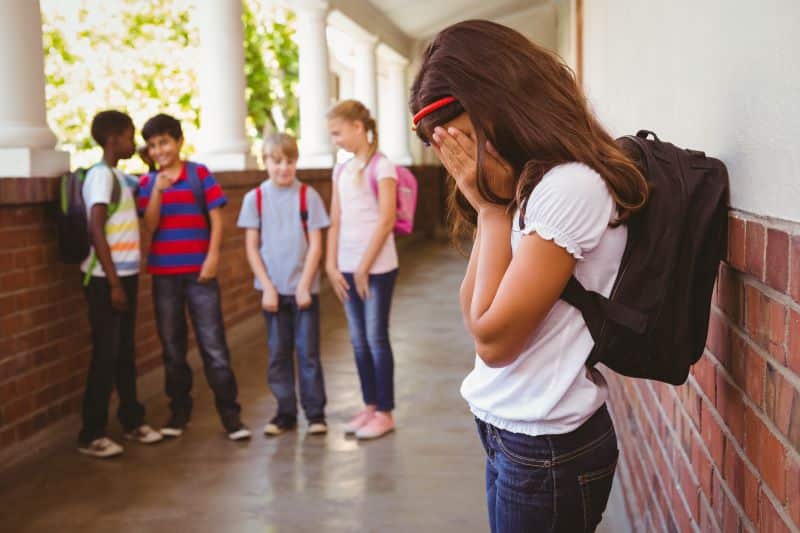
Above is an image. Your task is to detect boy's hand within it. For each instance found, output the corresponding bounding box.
[198,254,218,283]
[262,285,279,312]
[354,268,370,300]
[326,266,350,303]
[295,286,312,310]
[155,171,175,192]
[110,284,128,312]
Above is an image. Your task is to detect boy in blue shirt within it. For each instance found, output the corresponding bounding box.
[237,133,330,435]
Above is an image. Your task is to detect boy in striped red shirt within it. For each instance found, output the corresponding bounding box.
[137,113,250,441]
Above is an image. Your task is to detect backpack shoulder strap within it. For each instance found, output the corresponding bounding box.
[367,152,383,197]
[185,162,210,227]
[299,183,309,242]
[109,168,122,215]
[255,184,263,232]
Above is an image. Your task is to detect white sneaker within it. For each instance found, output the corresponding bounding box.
[124,425,164,444]
[228,426,252,441]
[307,421,328,435]
[78,437,124,458]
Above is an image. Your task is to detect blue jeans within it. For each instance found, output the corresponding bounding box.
[476,405,619,533]
[264,295,326,421]
[152,274,241,429]
[342,269,398,412]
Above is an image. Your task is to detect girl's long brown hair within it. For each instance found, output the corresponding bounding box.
[409,20,647,240]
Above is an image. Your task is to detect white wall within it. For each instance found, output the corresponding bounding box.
[582,0,800,222]
[495,2,557,51]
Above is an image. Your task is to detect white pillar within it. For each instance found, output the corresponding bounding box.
[353,36,378,117]
[295,1,334,168]
[380,54,413,165]
[0,0,69,177]
[195,0,254,170]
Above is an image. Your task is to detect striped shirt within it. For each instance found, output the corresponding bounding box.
[137,161,227,275]
[80,163,140,277]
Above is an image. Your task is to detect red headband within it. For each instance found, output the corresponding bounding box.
[412,96,457,127]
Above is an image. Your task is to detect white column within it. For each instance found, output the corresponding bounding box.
[353,36,378,117]
[380,54,413,165]
[195,0,255,170]
[296,1,334,168]
[0,0,69,177]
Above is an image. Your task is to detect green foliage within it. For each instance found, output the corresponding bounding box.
[41,0,298,171]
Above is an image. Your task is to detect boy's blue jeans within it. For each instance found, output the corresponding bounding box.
[342,269,398,412]
[263,295,326,421]
[152,274,242,429]
[475,404,619,533]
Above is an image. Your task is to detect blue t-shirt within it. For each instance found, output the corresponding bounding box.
[237,179,330,294]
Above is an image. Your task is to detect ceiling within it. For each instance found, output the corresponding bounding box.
[366,0,551,39]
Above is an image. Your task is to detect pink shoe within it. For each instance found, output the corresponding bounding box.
[355,412,395,440]
[344,408,376,435]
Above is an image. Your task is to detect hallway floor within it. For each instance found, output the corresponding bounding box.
[0,241,629,533]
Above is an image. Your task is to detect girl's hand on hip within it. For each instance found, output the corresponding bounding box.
[431,126,514,211]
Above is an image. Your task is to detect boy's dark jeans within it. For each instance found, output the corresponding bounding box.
[476,404,619,533]
[263,295,326,421]
[79,275,145,445]
[152,274,242,429]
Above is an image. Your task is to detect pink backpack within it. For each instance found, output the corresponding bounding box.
[333,153,418,236]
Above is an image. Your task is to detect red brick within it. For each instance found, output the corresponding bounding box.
[766,229,790,293]
[767,297,788,361]
[760,490,791,533]
[744,345,765,407]
[703,401,726,470]
[746,221,766,281]
[744,466,760,526]
[729,216,746,271]
[748,407,786,501]
[717,373,744,442]
[692,435,714,498]
[717,265,743,326]
[694,355,717,401]
[745,285,768,348]
[789,309,800,375]
[722,494,741,533]
[791,235,800,303]
[723,437,746,506]
[787,457,800,528]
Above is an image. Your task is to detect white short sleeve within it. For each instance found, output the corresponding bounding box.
[82,165,114,210]
[375,156,397,181]
[520,162,615,260]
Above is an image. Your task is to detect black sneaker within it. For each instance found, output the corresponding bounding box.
[160,414,189,438]
[263,414,297,436]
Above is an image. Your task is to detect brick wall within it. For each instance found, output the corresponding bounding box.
[0,165,445,463]
[609,211,800,532]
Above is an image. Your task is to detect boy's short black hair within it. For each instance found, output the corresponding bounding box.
[142,113,183,142]
[90,110,134,147]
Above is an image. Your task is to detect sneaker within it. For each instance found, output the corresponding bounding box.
[227,424,252,441]
[355,412,395,440]
[307,419,328,435]
[124,425,164,444]
[263,414,297,436]
[344,408,376,435]
[160,415,189,438]
[78,437,124,458]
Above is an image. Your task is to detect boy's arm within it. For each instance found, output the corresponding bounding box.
[142,176,165,232]
[296,229,323,305]
[199,207,223,282]
[88,204,127,311]
[244,228,276,291]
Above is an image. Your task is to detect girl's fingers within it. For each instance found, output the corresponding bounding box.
[448,127,476,161]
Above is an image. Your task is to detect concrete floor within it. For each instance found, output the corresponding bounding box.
[0,240,630,533]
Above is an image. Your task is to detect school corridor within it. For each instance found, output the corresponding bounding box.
[0,240,629,533]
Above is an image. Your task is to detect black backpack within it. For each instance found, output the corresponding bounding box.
[57,164,121,264]
[561,130,729,385]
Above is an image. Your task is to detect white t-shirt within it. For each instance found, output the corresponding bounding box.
[335,154,399,274]
[460,162,627,436]
[80,163,141,277]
